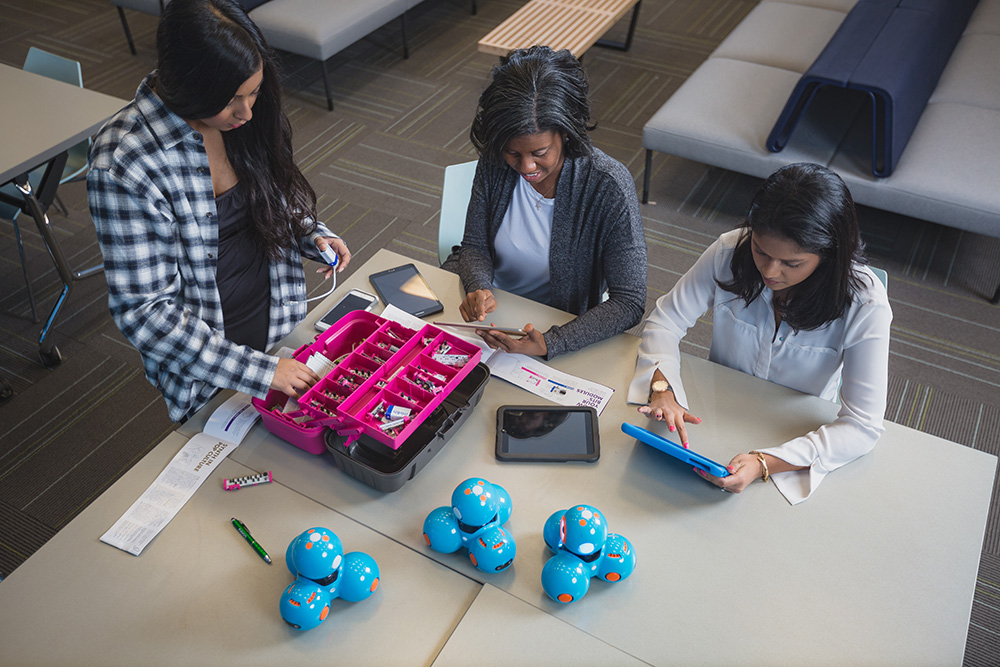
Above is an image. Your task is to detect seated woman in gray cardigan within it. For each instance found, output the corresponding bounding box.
[443,46,647,359]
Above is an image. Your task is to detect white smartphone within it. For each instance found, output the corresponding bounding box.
[315,289,379,331]
[433,321,527,337]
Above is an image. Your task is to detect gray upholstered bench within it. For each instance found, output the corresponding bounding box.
[642,0,1000,302]
[110,0,478,111]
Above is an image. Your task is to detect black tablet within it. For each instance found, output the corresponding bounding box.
[496,405,599,463]
[368,263,444,318]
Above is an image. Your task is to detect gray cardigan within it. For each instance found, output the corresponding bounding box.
[445,147,647,358]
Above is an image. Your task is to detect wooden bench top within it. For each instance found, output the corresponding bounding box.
[478,0,641,58]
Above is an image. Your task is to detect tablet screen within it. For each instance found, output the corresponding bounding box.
[368,264,444,318]
[496,406,599,462]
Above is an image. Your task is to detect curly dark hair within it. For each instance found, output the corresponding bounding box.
[718,163,869,331]
[470,45,594,164]
[155,0,317,259]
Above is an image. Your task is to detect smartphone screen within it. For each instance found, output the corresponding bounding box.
[369,264,444,318]
[316,291,377,330]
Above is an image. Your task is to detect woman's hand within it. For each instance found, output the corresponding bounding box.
[694,452,764,493]
[637,390,701,447]
[270,358,321,398]
[315,236,351,279]
[459,289,497,322]
[478,322,547,356]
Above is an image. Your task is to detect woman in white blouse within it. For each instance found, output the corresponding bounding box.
[629,163,892,503]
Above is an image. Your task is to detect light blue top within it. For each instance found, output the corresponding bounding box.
[492,176,553,304]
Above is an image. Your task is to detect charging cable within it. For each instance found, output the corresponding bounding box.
[284,246,339,306]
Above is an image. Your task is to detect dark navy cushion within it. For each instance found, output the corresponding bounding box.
[768,0,980,176]
[237,0,271,11]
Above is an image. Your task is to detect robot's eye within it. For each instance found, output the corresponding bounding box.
[457,519,480,534]
[312,568,340,587]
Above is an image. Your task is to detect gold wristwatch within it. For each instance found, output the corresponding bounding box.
[649,379,672,401]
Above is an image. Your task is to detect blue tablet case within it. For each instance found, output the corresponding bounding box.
[621,422,730,477]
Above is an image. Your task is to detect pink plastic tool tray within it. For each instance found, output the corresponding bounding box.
[253,310,482,455]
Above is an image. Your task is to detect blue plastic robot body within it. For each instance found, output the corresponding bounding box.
[280,527,380,631]
[423,477,516,573]
[541,505,636,604]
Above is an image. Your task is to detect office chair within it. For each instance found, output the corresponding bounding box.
[24,47,91,212]
[438,160,477,266]
[0,48,104,367]
[0,48,97,325]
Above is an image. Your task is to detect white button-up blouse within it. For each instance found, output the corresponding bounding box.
[628,230,892,504]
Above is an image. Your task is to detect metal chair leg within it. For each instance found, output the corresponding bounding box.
[401,13,410,60]
[117,7,137,56]
[11,217,40,322]
[53,193,68,216]
[13,165,94,368]
[321,59,334,111]
[643,149,652,204]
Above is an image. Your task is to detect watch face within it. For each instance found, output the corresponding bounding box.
[651,380,671,393]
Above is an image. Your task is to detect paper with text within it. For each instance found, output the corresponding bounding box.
[100,393,260,556]
[378,304,614,413]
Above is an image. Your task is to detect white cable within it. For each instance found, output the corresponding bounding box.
[300,270,337,303]
[284,245,339,306]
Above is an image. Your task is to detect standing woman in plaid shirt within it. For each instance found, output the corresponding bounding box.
[88,0,350,421]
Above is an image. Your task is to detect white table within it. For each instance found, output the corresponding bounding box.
[186,249,996,666]
[1,250,994,666]
[0,433,481,666]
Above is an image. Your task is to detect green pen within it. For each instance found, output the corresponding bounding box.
[231,517,272,564]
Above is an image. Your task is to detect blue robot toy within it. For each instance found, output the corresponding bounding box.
[541,505,636,604]
[279,527,380,630]
[422,477,516,573]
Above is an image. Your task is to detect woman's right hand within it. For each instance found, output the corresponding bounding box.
[637,391,701,447]
[459,289,497,322]
[270,358,321,398]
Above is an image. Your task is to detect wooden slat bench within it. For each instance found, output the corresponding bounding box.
[478,0,641,58]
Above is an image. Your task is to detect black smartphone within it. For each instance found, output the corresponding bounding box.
[315,289,379,331]
[368,263,444,318]
[496,405,600,463]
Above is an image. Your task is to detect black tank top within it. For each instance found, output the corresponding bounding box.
[215,182,271,351]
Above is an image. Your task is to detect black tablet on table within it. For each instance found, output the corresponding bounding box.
[368,263,444,318]
[496,405,599,463]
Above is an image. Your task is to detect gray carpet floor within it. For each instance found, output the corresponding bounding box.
[1,0,998,663]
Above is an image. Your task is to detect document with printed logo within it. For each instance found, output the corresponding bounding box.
[379,304,615,414]
[100,393,260,556]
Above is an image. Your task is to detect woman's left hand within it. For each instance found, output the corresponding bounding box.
[693,452,763,493]
[477,322,547,357]
[315,236,351,278]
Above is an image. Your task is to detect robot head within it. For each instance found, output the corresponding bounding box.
[279,577,331,631]
[560,505,608,560]
[451,478,502,529]
[288,527,344,584]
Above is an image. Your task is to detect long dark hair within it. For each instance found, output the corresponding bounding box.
[718,163,867,331]
[470,45,594,165]
[156,0,316,259]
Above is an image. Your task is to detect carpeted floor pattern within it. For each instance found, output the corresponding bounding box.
[1,0,997,663]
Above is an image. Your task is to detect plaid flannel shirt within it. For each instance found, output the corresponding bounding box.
[88,73,335,421]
